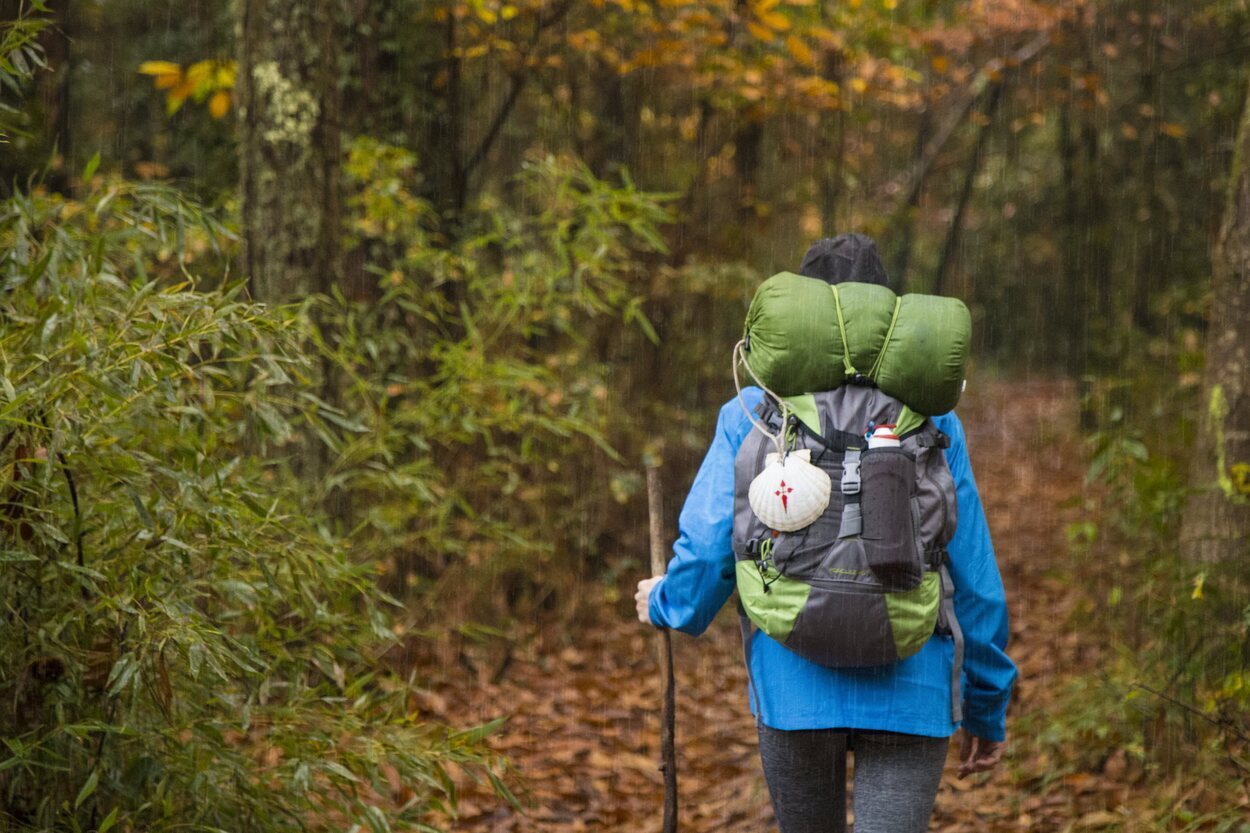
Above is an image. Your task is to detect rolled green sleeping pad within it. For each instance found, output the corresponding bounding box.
[742,272,971,416]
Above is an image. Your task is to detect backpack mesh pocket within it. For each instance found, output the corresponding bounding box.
[860,447,924,591]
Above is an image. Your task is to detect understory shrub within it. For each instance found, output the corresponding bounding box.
[322,141,674,648]
[1021,364,1250,822]
[0,181,504,831]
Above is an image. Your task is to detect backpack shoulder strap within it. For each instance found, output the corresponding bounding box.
[898,413,950,449]
[760,393,864,453]
[937,560,965,724]
[905,416,961,723]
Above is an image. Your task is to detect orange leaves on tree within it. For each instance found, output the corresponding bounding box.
[471,3,520,25]
[808,25,843,50]
[139,59,235,119]
[745,21,774,41]
[433,0,526,23]
[426,0,558,76]
[785,34,815,68]
[431,0,940,120]
[138,61,181,90]
[208,90,231,119]
[746,0,792,41]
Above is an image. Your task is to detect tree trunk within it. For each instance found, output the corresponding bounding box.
[734,116,764,224]
[1180,79,1250,564]
[1132,61,1164,334]
[932,80,1004,296]
[237,0,342,302]
[1080,67,1113,327]
[36,0,72,195]
[817,40,846,240]
[1059,94,1087,375]
[583,65,638,181]
[1058,39,1112,376]
[889,102,930,291]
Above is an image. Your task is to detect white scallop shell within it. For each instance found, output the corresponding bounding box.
[748,448,832,532]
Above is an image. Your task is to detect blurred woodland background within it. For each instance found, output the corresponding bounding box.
[1,0,1248,830]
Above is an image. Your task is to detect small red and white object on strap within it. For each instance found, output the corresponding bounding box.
[748,449,832,532]
[868,424,901,449]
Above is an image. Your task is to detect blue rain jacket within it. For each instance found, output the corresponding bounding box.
[649,386,1016,741]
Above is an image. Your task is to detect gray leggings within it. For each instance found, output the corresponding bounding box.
[757,724,948,833]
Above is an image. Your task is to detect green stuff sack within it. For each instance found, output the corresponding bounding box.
[742,272,971,416]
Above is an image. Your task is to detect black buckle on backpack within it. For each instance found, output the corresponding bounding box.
[916,431,951,449]
[746,537,779,593]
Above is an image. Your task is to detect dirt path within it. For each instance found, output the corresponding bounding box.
[440,378,1092,832]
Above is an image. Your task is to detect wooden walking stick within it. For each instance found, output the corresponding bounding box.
[647,465,679,833]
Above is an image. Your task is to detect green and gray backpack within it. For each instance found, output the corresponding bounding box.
[731,273,970,721]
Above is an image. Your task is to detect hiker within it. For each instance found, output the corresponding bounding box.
[634,234,1017,833]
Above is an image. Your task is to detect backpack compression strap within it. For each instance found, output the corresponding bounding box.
[838,448,862,539]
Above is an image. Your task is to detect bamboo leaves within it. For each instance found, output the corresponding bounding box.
[0,180,504,830]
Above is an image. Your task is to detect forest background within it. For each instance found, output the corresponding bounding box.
[1,0,1248,830]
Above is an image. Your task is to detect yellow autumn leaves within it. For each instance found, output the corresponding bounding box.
[430,2,520,24]
[133,0,908,124]
[138,60,235,118]
[745,0,794,42]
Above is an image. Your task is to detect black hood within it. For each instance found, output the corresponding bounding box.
[798,233,889,287]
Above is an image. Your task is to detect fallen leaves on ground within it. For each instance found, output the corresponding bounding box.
[417,379,1246,832]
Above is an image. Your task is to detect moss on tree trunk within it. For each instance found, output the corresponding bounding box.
[1181,78,1250,563]
[237,0,341,302]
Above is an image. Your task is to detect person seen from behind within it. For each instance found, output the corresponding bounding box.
[634,233,1016,833]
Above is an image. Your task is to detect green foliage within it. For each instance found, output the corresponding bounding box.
[16,0,1250,376]
[321,139,673,631]
[0,180,503,830]
[0,1,49,142]
[1083,414,1185,544]
[1038,370,1250,800]
[1017,666,1144,782]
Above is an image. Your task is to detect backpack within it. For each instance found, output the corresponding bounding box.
[731,385,966,722]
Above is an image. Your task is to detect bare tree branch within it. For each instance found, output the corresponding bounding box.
[933,79,1006,295]
[893,33,1052,213]
[461,0,574,184]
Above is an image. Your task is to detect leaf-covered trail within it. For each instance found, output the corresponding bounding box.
[439,379,1099,832]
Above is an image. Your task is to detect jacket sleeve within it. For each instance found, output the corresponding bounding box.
[648,393,756,635]
[939,412,1018,742]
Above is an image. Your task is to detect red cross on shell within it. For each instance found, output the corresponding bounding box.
[774,480,794,512]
